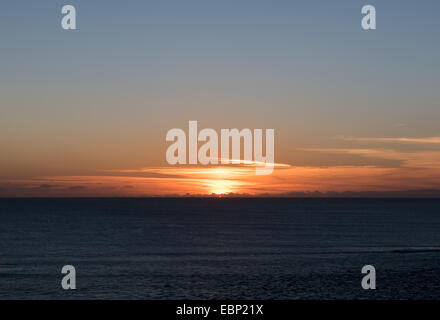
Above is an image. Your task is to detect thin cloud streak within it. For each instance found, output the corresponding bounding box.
[337,136,440,144]
[3,146,440,197]
[300,148,440,169]
[2,163,440,197]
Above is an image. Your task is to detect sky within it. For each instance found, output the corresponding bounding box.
[1,0,440,197]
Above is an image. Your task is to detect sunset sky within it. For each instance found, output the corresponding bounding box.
[1,0,440,197]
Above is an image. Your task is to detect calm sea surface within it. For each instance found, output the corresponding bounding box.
[0,198,439,299]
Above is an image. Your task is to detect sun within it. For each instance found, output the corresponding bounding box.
[209,179,234,195]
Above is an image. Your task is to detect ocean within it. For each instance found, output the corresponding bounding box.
[0,198,439,299]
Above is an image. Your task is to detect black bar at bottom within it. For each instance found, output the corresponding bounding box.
[0,300,438,319]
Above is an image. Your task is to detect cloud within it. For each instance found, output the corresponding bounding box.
[300,147,440,169]
[337,136,440,144]
[1,151,440,197]
[38,184,56,189]
[300,147,395,156]
[1,163,440,197]
[299,148,404,162]
[68,185,87,190]
[105,161,290,177]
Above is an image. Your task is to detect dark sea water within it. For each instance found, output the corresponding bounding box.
[0,198,440,300]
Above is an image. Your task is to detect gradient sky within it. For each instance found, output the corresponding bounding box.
[1,0,440,196]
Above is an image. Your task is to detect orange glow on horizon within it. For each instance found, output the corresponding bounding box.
[3,142,440,198]
[2,159,440,197]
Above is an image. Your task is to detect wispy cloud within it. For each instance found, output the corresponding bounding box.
[3,143,440,197]
[337,136,440,144]
[2,163,440,197]
[300,148,398,158]
[300,147,440,169]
